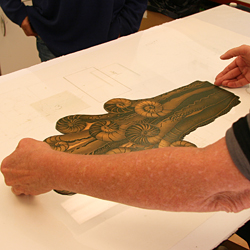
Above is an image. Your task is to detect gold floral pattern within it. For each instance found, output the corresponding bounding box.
[106,147,132,155]
[104,98,133,113]
[56,115,87,134]
[125,122,161,145]
[44,81,240,195]
[89,120,125,141]
[170,140,196,147]
[135,101,166,117]
[44,135,69,151]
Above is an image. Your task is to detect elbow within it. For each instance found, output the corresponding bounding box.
[202,190,250,213]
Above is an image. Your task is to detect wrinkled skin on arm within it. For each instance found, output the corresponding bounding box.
[214,45,250,88]
[1,138,250,213]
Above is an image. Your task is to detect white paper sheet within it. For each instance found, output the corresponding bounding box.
[1,5,250,250]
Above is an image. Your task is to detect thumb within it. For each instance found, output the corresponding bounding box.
[220,45,248,60]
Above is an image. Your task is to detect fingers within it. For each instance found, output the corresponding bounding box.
[1,138,53,196]
[214,66,241,86]
[215,75,248,88]
[215,59,238,80]
[218,79,249,88]
[220,45,249,60]
[11,186,26,196]
[11,186,36,196]
[215,45,250,88]
[220,48,238,60]
[0,157,14,184]
[11,184,51,196]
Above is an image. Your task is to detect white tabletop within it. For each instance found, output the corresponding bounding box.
[1,5,250,250]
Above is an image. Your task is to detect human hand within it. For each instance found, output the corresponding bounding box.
[214,45,250,88]
[1,138,54,195]
[21,16,37,37]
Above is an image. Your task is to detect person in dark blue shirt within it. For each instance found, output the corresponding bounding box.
[0,0,148,61]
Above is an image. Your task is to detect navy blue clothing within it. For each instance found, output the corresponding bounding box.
[226,113,250,248]
[0,0,147,56]
[226,113,250,181]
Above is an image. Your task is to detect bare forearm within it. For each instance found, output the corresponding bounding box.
[51,138,250,212]
[2,138,250,212]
